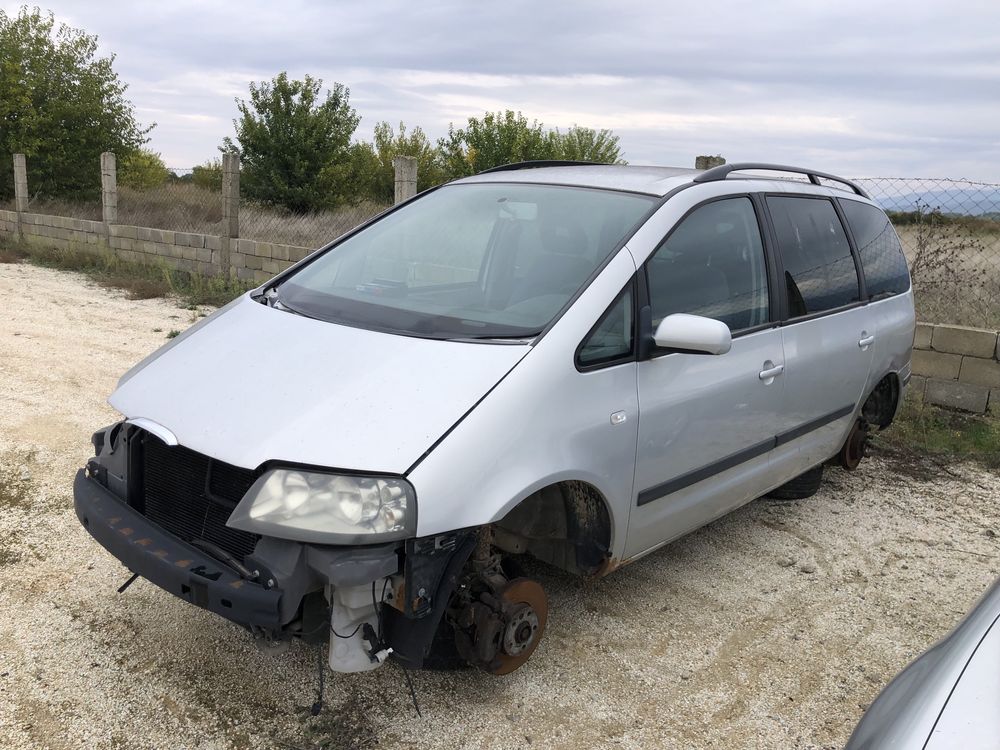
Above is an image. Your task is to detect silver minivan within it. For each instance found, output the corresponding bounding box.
[75,162,915,676]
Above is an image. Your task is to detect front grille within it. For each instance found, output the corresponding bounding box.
[138,432,262,560]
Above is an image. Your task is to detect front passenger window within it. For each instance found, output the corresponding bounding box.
[646,197,770,332]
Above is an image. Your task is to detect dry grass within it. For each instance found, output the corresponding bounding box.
[22,183,387,249]
[0,235,251,307]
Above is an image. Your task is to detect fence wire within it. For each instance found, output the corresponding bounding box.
[856,177,1000,329]
[117,174,222,236]
[240,200,386,248]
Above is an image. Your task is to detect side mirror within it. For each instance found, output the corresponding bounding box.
[652,313,732,355]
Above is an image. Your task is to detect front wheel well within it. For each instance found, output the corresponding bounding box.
[862,373,901,429]
[491,481,612,577]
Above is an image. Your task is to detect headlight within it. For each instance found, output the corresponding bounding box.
[226,469,416,544]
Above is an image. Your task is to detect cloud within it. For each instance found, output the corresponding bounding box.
[4,0,999,179]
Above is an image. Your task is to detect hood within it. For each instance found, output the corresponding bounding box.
[109,295,529,473]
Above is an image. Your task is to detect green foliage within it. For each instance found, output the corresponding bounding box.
[356,121,448,202]
[439,110,555,178]
[0,6,150,200]
[192,158,223,191]
[119,149,169,190]
[438,110,625,178]
[877,397,1000,472]
[554,126,625,164]
[223,73,360,212]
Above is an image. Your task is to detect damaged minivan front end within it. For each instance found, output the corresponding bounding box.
[75,417,548,675]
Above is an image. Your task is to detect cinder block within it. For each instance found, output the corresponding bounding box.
[931,324,998,358]
[196,247,213,264]
[274,259,292,272]
[989,390,1000,414]
[272,245,290,262]
[959,357,1000,389]
[288,247,310,263]
[255,243,273,259]
[261,259,280,275]
[925,378,990,413]
[911,349,962,380]
[137,226,154,242]
[253,269,270,284]
[913,323,933,349]
[238,239,256,254]
[205,235,222,252]
[181,246,197,261]
[244,255,262,270]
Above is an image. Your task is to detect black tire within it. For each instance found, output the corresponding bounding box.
[766,464,824,500]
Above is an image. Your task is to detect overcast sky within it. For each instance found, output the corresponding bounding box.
[7,1,1000,179]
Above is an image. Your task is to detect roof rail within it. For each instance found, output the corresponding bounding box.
[477,160,601,174]
[693,162,869,198]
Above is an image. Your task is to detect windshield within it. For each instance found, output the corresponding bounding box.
[277,183,655,339]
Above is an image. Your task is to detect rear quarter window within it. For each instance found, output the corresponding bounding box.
[838,199,911,299]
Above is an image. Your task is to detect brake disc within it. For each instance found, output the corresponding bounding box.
[488,577,548,675]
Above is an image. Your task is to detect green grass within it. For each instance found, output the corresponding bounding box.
[874,397,1000,471]
[0,236,251,307]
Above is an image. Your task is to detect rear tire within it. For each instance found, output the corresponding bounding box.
[766,464,824,500]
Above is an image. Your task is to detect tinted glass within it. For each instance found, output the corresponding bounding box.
[578,287,633,366]
[839,199,911,298]
[767,196,859,316]
[646,197,770,332]
[278,184,654,340]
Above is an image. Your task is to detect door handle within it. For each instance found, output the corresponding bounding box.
[858,335,875,348]
[758,364,784,380]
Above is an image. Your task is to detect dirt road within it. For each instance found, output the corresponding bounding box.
[1,262,998,750]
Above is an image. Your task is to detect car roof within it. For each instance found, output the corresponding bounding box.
[456,164,699,197]
[454,162,872,201]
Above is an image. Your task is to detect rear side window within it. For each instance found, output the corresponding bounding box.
[839,199,911,298]
[767,196,860,316]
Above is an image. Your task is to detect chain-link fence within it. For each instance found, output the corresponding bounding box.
[114,171,223,235]
[240,200,386,248]
[856,178,1000,329]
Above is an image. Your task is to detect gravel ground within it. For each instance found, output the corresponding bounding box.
[1,261,999,750]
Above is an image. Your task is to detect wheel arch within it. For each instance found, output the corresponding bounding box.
[862,370,903,429]
[490,479,617,577]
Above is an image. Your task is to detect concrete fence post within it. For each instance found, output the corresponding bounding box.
[100,152,118,233]
[695,155,726,170]
[221,152,240,278]
[393,156,418,204]
[13,153,28,241]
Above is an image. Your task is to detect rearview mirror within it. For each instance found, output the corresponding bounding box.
[652,314,731,355]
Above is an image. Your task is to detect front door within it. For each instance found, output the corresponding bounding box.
[626,196,785,558]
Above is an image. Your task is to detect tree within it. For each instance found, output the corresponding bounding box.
[357,121,447,203]
[223,73,360,212]
[0,6,151,200]
[439,110,557,178]
[555,126,625,164]
[119,149,169,190]
[438,110,625,178]
[191,158,222,192]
